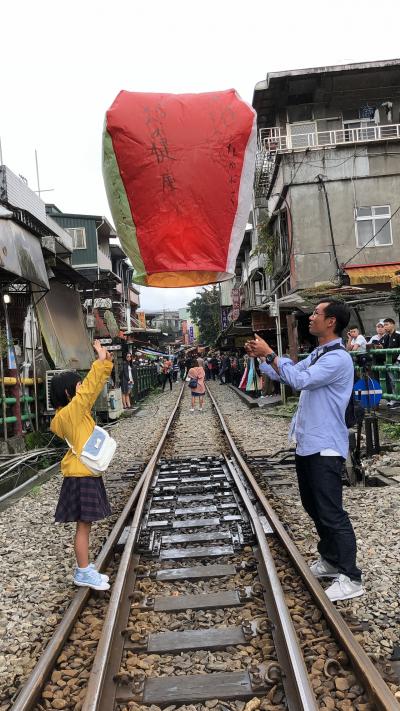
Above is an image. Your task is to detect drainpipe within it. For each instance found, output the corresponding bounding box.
[29,301,39,431]
[317,175,340,274]
[0,343,7,444]
[95,218,106,281]
[274,293,286,405]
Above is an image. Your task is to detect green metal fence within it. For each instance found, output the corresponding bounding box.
[352,348,400,401]
[132,365,158,401]
[298,348,400,401]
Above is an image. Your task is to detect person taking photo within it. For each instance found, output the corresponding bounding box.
[50,340,114,591]
[246,300,364,602]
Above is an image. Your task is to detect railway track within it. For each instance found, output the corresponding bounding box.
[11,383,400,711]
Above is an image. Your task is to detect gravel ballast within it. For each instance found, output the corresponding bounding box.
[1,379,399,710]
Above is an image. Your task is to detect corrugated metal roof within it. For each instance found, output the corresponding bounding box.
[0,166,46,222]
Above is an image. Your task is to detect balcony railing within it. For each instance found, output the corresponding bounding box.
[259,123,400,152]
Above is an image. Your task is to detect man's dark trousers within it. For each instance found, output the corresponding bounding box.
[295,453,361,581]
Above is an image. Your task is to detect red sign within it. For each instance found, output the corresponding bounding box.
[231,287,240,321]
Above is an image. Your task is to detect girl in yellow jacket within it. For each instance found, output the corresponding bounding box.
[50,340,113,591]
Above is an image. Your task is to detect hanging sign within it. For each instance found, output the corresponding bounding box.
[231,288,240,321]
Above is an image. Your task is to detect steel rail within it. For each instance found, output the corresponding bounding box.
[81,382,185,711]
[207,384,400,711]
[11,384,185,711]
[225,456,318,710]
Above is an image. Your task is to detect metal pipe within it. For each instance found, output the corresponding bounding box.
[274,293,286,404]
[0,344,7,444]
[0,414,32,424]
[29,301,39,431]
[0,396,34,404]
[0,377,42,385]
[3,297,24,434]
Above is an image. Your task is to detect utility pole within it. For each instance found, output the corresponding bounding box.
[274,293,286,404]
[35,149,41,199]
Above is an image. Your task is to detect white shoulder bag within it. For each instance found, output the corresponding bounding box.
[66,425,117,476]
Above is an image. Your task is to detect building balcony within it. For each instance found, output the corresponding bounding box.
[258,122,400,152]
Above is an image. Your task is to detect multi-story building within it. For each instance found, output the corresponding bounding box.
[178,308,200,345]
[146,310,181,336]
[46,205,140,336]
[251,58,400,336]
[0,167,94,439]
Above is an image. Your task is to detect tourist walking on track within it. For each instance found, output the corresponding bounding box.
[162,357,173,391]
[187,357,206,412]
[50,340,114,591]
[246,299,364,602]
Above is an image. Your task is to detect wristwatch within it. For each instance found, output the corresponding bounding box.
[266,352,277,364]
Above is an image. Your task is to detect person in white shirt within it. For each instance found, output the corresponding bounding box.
[367,321,385,345]
[346,326,367,353]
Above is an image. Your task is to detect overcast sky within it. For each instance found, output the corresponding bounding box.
[2,0,399,310]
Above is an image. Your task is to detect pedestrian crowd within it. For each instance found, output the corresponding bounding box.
[346,317,400,406]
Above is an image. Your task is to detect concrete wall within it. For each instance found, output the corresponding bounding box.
[289,172,400,287]
[269,66,400,131]
[270,142,400,293]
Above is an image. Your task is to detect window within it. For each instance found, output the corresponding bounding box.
[254,279,263,306]
[355,206,392,247]
[343,119,375,142]
[288,121,317,148]
[66,227,86,249]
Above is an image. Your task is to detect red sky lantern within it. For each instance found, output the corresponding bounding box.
[103,89,256,288]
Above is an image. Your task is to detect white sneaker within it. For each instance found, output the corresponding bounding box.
[89,563,109,583]
[325,574,364,602]
[73,567,110,591]
[309,557,339,578]
[190,408,194,412]
[74,563,109,583]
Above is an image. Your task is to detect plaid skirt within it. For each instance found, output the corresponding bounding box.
[54,476,112,523]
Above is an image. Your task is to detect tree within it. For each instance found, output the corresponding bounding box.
[188,286,220,345]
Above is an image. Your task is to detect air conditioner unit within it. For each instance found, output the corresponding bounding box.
[267,301,279,317]
[45,370,69,412]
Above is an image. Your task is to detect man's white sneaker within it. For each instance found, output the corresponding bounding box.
[309,557,339,578]
[190,408,194,412]
[325,574,364,602]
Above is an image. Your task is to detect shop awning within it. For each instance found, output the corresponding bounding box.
[0,219,49,289]
[34,280,94,370]
[136,348,169,359]
[345,263,400,286]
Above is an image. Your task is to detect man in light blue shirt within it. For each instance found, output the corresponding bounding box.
[246,299,364,602]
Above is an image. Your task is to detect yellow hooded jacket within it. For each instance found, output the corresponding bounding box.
[50,359,113,477]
